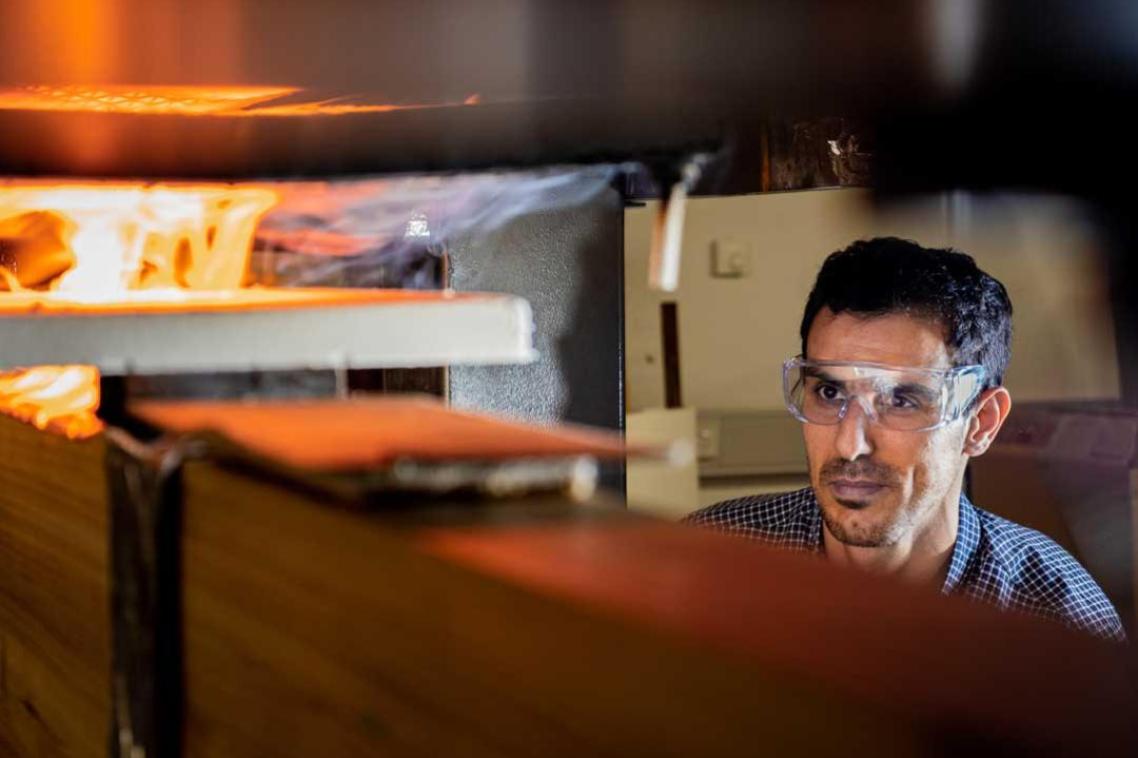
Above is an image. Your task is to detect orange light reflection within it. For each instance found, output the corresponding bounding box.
[0,85,480,118]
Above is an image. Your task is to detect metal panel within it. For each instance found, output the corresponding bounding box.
[696,409,807,479]
[448,185,625,491]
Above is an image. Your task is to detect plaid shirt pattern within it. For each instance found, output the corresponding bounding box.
[686,487,1126,642]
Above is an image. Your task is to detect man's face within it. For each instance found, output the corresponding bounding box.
[803,308,970,547]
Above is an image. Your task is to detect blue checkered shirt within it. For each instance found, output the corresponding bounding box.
[686,488,1126,642]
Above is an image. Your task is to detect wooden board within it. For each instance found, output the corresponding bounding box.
[178,463,925,757]
[1,412,1135,757]
[0,416,108,758]
[424,521,1138,756]
[131,396,634,471]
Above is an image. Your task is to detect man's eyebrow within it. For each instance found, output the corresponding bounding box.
[802,366,844,384]
[893,381,938,399]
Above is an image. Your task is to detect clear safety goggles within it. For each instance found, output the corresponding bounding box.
[782,357,986,432]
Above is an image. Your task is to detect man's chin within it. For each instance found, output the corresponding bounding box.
[819,497,897,547]
[825,519,894,548]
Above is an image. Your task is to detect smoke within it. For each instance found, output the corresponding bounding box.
[250,164,624,289]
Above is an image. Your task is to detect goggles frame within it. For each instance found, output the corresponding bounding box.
[782,357,987,432]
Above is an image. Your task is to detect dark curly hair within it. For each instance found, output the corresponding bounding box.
[800,237,1013,388]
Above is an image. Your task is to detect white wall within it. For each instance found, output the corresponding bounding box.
[625,189,1120,413]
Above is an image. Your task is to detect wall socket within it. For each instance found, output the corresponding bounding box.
[711,239,752,278]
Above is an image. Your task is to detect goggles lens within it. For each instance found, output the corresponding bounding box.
[783,358,985,431]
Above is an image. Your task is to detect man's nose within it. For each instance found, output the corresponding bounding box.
[835,398,875,461]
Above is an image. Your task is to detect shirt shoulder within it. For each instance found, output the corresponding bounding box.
[967,506,1126,642]
[684,487,820,550]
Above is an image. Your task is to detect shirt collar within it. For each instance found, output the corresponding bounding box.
[805,488,981,594]
[942,492,981,594]
[801,489,825,552]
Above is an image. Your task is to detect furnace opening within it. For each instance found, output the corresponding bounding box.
[0,166,616,440]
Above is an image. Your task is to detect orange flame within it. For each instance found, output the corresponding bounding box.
[0,366,102,439]
[0,182,281,438]
[0,85,480,118]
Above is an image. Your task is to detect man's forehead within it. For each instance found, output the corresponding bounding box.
[805,309,952,369]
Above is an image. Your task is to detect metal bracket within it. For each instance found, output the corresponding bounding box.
[105,429,202,758]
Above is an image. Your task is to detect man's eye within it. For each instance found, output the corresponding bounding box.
[814,384,843,403]
[888,392,921,410]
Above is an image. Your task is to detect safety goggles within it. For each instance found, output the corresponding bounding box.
[782,357,986,432]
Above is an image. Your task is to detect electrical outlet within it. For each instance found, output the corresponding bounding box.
[697,416,721,459]
[711,239,752,278]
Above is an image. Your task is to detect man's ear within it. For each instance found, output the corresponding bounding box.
[964,387,1012,457]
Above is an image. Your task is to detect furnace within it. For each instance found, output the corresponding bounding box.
[0,74,641,758]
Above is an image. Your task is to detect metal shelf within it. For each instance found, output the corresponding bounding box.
[0,288,536,374]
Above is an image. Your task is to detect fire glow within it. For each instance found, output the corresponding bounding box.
[0,85,480,118]
[0,182,281,438]
[0,366,101,439]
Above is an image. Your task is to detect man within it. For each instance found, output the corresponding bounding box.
[687,237,1125,642]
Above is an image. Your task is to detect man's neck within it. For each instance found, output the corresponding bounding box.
[821,482,962,589]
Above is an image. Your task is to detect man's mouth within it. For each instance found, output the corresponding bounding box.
[828,479,887,501]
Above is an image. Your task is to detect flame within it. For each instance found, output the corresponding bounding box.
[0,85,480,118]
[0,181,281,438]
[0,366,102,439]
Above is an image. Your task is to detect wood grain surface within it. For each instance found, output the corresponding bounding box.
[0,416,108,757]
[179,463,929,758]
